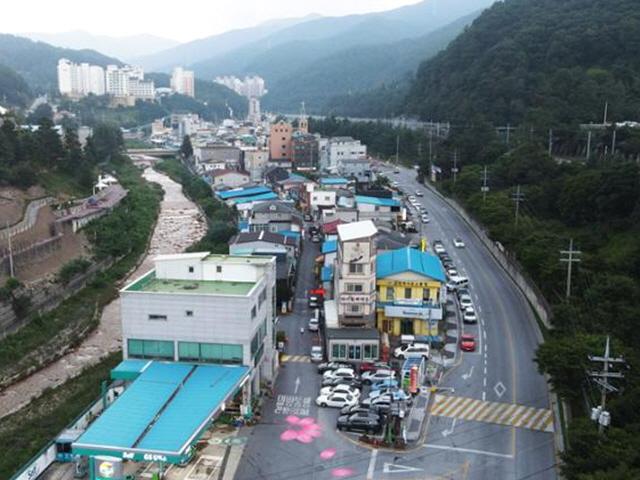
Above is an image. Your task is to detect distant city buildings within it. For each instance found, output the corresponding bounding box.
[214,75,267,98]
[171,67,195,97]
[58,59,154,102]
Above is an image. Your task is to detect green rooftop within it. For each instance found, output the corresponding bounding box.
[124,271,255,296]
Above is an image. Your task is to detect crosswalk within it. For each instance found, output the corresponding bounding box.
[280,354,311,363]
[430,394,554,432]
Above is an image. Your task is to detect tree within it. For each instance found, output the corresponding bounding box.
[180,135,193,159]
[85,123,124,165]
[33,117,63,167]
[26,103,53,124]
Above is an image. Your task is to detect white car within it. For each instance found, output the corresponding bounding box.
[361,369,396,385]
[434,244,446,254]
[453,238,465,248]
[310,346,323,362]
[408,195,417,202]
[463,306,478,324]
[447,268,459,278]
[308,318,319,331]
[415,191,424,197]
[320,384,360,398]
[316,392,358,408]
[394,343,430,359]
[459,294,473,309]
[323,367,357,380]
[421,214,430,223]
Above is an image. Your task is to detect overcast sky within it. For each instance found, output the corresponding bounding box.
[4,0,421,43]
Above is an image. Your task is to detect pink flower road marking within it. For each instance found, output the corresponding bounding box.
[280,417,356,478]
[280,416,323,444]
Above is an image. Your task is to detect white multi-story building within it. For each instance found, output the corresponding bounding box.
[57,59,105,96]
[105,64,154,100]
[334,221,378,328]
[120,252,278,398]
[247,97,261,124]
[171,67,195,97]
[328,137,367,170]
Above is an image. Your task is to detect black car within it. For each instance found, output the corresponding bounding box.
[317,361,353,374]
[304,214,313,222]
[340,404,373,416]
[442,260,455,269]
[322,376,363,389]
[337,413,382,434]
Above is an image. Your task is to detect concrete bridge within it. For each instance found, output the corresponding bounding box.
[127,148,179,158]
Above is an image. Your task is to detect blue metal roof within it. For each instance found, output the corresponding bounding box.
[280,230,301,240]
[320,177,349,185]
[321,265,333,282]
[230,192,278,205]
[216,186,271,200]
[321,240,337,254]
[377,247,446,282]
[110,359,151,380]
[73,361,249,457]
[355,195,401,207]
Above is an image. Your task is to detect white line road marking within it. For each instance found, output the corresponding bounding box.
[462,366,474,380]
[383,463,423,474]
[483,378,487,387]
[423,444,514,459]
[441,418,457,437]
[484,367,487,375]
[367,449,378,480]
[294,376,301,394]
[482,391,487,401]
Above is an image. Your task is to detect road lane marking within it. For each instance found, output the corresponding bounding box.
[366,449,378,480]
[423,444,514,459]
[280,354,311,363]
[430,395,554,432]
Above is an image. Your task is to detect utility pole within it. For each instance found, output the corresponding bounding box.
[452,150,459,184]
[506,124,511,146]
[548,129,553,156]
[611,128,617,156]
[511,185,525,227]
[395,134,400,166]
[560,238,581,299]
[5,221,15,278]
[588,336,625,434]
[481,166,489,202]
[586,130,592,161]
[603,101,609,125]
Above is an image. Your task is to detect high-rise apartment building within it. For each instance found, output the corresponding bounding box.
[57,59,105,97]
[105,65,154,100]
[171,67,195,97]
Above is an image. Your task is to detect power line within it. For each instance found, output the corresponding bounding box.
[511,185,525,228]
[588,336,626,434]
[559,238,581,299]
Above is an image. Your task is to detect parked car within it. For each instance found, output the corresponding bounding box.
[415,191,424,197]
[446,276,470,291]
[323,367,358,381]
[359,362,391,373]
[433,243,446,255]
[361,395,394,411]
[393,343,430,359]
[368,389,411,403]
[310,345,323,362]
[340,404,374,416]
[370,378,399,391]
[337,413,382,434]
[316,392,358,408]
[459,293,473,309]
[421,214,430,223]
[308,295,321,308]
[447,268,459,278]
[442,260,455,270]
[463,306,478,324]
[311,234,321,243]
[460,334,476,352]
[304,214,313,222]
[457,288,471,300]
[317,361,353,374]
[308,317,319,331]
[321,376,363,389]
[320,384,361,399]
[361,369,396,385]
[453,238,465,248]
[408,195,417,202]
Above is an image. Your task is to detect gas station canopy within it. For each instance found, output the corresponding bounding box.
[73,361,249,464]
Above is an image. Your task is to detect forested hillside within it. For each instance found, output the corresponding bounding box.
[0,34,121,93]
[407,0,640,126]
[0,65,31,107]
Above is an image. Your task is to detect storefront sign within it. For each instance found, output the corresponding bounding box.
[384,305,442,320]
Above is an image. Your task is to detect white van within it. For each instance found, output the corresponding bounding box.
[446,276,469,291]
[308,317,319,331]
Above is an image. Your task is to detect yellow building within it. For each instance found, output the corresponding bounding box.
[376,247,446,337]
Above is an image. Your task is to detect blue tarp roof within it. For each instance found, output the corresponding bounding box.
[230,192,278,205]
[216,186,271,200]
[73,361,248,457]
[321,265,333,282]
[320,177,349,185]
[322,240,337,254]
[377,247,446,282]
[355,195,401,207]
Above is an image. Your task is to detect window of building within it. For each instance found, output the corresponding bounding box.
[128,339,174,360]
[346,283,363,293]
[348,304,362,314]
[185,310,193,317]
[386,288,394,301]
[258,288,267,307]
[188,266,194,273]
[332,343,347,359]
[364,344,379,360]
[348,345,362,360]
[178,342,243,364]
[404,287,412,299]
[349,264,364,274]
[216,265,222,273]
[423,288,431,301]
[148,314,167,321]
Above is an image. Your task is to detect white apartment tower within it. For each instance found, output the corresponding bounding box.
[171,67,195,97]
[334,221,378,328]
[247,97,261,123]
[58,59,105,96]
[105,65,155,100]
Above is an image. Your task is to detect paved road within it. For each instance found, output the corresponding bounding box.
[385,166,557,480]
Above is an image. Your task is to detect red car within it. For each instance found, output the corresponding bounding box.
[460,334,476,352]
[359,361,391,373]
